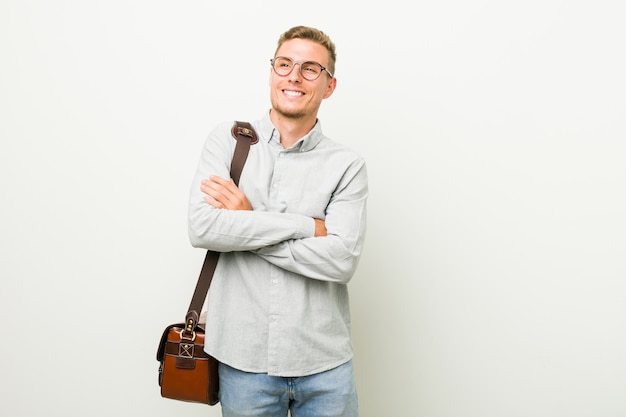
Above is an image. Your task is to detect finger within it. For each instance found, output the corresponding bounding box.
[202,176,250,210]
[203,177,233,195]
[208,178,242,204]
[204,195,224,209]
[204,181,241,210]
[209,175,231,186]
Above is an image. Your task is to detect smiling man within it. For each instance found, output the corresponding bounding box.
[187,25,368,417]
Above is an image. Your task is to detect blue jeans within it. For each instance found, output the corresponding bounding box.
[218,360,359,417]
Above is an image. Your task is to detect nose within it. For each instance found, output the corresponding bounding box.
[288,63,303,81]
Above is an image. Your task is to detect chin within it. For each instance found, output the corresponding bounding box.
[273,106,307,120]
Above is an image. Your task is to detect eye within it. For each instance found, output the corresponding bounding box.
[302,63,321,74]
[276,58,292,68]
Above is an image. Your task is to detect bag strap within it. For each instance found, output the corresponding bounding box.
[230,121,259,185]
[182,121,258,336]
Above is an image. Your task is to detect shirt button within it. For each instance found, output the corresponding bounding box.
[272,278,278,284]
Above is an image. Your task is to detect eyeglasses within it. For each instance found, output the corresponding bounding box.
[270,56,333,81]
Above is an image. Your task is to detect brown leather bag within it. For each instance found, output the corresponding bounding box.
[156,121,258,405]
[157,321,219,404]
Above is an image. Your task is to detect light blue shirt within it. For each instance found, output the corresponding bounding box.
[188,111,368,377]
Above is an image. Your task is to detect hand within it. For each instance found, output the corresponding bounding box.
[201,176,252,210]
[314,218,327,237]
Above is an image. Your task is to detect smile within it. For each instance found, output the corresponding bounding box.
[283,90,304,97]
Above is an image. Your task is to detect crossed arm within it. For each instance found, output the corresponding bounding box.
[189,138,368,284]
[201,175,328,237]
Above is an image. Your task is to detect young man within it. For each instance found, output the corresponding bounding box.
[188,25,368,417]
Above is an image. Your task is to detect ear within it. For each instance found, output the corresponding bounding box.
[323,77,337,99]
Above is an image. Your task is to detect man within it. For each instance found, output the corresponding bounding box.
[188,25,368,417]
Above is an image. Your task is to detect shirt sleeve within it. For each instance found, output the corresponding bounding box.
[253,158,368,284]
[188,122,316,252]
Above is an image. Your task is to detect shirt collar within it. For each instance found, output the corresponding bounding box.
[258,110,324,152]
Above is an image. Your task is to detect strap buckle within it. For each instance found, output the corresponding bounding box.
[231,122,259,144]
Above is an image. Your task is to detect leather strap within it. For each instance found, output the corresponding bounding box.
[230,121,258,185]
[164,340,212,359]
[183,121,257,335]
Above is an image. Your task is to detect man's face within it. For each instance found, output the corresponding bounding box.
[269,38,336,121]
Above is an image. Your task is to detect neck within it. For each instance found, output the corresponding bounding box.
[269,109,317,148]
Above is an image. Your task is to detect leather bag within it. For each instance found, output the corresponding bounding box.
[156,121,258,405]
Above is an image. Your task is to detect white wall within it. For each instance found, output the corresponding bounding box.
[1,1,624,416]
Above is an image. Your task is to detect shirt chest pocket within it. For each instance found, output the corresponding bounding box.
[270,174,335,218]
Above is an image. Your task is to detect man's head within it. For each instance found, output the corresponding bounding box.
[269,26,337,125]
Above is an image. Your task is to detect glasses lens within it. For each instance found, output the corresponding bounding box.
[301,62,322,80]
[273,57,293,76]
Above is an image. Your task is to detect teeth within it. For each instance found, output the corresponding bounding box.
[284,90,303,97]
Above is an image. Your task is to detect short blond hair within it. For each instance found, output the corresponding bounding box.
[275,26,337,76]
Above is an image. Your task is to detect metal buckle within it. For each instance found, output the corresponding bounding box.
[233,124,259,144]
[179,329,196,342]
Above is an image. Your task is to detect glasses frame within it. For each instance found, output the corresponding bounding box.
[270,56,334,80]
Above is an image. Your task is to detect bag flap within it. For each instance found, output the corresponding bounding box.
[156,323,184,362]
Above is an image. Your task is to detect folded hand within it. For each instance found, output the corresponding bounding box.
[201,176,252,211]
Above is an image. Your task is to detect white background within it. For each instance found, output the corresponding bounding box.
[1,1,625,416]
